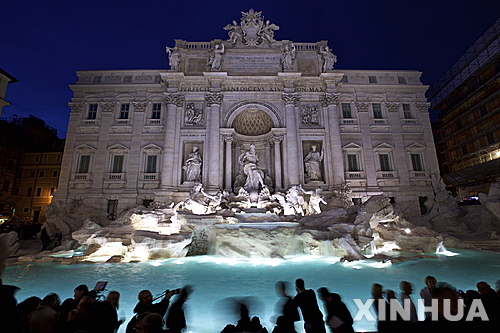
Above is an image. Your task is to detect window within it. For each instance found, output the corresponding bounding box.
[341,75,348,83]
[30,171,36,178]
[379,154,391,171]
[87,104,98,119]
[123,76,132,83]
[347,154,358,171]
[52,170,58,177]
[93,76,102,83]
[35,155,39,162]
[56,154,61,162]
[372,103,383,119]
[107,199,118,220]
[119,104,130,119]
[456,120,462,131]
[27,188,33,197]
[112,155,124,173]
[470,76,481,91]
[480,105,488,117]
[411,154,423,171]
[152,103,161,119]
[369,76,377,83]
[36,187,42,197]
[7,160,14,170]
[43,155,48,162]
[50,187,56,195]
[39,171,45,178]
[342,103,352,118]
[3,180,10,191]
[146,155,157,173]
[398,76,407,84]
[461,145,468,155]
[13,188,19,195]
[155,75,162,83]
[77,155,90,173]
[24,208,29,213]
[486,132,495,145]
[403,104,412,119]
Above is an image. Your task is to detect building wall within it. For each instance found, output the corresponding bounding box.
[55,64,438,220]
[0,115,60,221]
[430,18,500,200]
[15,149,63,223]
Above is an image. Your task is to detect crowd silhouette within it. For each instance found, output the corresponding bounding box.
[1,274,500,333]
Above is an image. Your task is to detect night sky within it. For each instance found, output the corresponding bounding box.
[2,0,500,138]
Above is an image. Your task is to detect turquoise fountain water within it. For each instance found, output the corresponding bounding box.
[3,249,500,332]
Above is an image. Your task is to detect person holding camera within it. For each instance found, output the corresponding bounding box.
[126,288,178,333]
[166,286,192,333]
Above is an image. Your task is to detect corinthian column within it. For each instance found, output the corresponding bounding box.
[223,136,233,191]
[161,93,184,189]
[273,135,284,190]
[282,93,300,185]
[205,93,223,189]
[322,93,344,186]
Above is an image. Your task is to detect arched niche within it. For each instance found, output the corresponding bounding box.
[223,101,283,131]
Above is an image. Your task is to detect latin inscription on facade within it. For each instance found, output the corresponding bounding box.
[224,55,281,72]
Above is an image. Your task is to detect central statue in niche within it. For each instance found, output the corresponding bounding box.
[233,144,273,203]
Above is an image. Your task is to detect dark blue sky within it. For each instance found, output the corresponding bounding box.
[2,0,500,138]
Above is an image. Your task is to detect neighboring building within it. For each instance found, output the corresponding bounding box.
[55,10,440,220]
[0,115,59,222]
[14,139,65,223]
[0,68,18,116]
[429,18,500,201]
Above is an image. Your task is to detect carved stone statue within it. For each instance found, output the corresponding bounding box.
[304,145,324,183]
[183,146,202,182]
[224,9,280,47]
[224,20,243,45]
[258,20,279,43]
[281,44,296,70]
[300,186,327,215]
[301,105,319,125]
[166,46,181,70]
[286,185,305,216]
[271,193,295,215]
[208,44,225,71]
[239,144,266,194]
[174,183,222,215]
[185,104,204,125]
[319,46,337,73]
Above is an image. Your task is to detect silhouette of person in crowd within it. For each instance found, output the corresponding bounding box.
[294,278,326,333]
[166,286,192,333]
[273,281,299,333]
[126,288,176,332]
[419,276,437,319]
[317,287,354,333]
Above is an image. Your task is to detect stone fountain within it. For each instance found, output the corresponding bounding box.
[31,148,495,264]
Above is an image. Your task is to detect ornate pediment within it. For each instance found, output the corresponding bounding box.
[342,142,363,150]
[405,142,426,151]
[74,143,96,151]
[107,143,130,151]
[224,9,279,47]
[374,142,394,151]
[142,143,163,152]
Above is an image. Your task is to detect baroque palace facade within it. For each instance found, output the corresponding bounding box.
[55,10,439,219]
